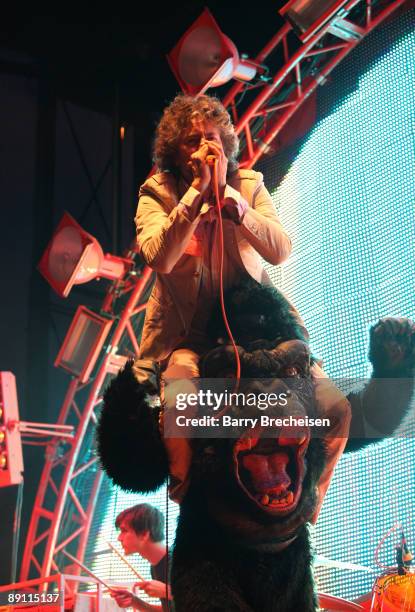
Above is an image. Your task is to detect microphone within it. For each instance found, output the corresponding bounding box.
[401,531,413,563]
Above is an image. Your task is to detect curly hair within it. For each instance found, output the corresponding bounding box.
[153,94,239,174]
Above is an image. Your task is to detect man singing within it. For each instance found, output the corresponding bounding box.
[135,94,350,516]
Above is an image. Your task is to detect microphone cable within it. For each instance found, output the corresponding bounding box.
[208,156,241,390]
[164,153,243,611]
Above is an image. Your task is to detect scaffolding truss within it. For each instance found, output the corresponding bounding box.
[20,265,154,581]
[224,0,407,168]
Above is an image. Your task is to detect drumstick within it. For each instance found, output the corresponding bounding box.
[315,555,376,573]
[61,549,115,590]
[106,541,145,581]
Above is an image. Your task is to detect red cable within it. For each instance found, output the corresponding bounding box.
[211,159,241,385]
[374,522,401,571]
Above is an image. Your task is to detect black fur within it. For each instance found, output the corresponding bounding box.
[96,360,169,492]
[96,279,415,611]
[346,316,415,452]
[170,433,326,611]
[207,277,307,348]
[172,519,317,612]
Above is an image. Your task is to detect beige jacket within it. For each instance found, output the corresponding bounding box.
[135,169,301,361]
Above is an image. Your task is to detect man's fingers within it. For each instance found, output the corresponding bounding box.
[191,143,210,162]
[135,581,147,590]
[203,140,222,155]
[109,588,132,602]
[113,595,132,605]
[202,138,227,161]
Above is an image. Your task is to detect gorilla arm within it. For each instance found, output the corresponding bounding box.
[345,317,415,452]
[96,359,169,492]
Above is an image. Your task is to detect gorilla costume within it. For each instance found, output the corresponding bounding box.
[97,279,415,612]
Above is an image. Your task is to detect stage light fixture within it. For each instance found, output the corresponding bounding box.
[279,0,363,43]
[0,372,24,487]
[167,8,257,96]
[38,212,132,298]
[55,305,113,383]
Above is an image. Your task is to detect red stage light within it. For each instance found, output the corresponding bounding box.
[0,372,23,487]
[279,0,354,42]
[55,305,113,383]
[167,8,257,96]
[38,212,132,298]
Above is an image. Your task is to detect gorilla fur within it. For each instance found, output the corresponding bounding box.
[97,278,415,611]
[207,278,307,347]
[96,361,168,492]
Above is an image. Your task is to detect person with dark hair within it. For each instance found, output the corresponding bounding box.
[135,93,350,518]
[109,503,171,612]
[115,504,165,543]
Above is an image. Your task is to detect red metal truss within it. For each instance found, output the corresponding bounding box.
[224,0,408,168]
[20,265,154,582]
[19,0,407,584]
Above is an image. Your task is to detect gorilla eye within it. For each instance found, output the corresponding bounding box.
[285,366,299,376]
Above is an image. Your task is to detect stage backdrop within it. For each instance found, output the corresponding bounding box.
[85,8,415,604]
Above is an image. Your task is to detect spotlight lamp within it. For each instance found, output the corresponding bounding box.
[279,0,364,42]
[38,212,133,298]
[0,372,23,487]
[167,8,257,96]
[54,305,113,383]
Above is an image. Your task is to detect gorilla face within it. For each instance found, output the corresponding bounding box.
[194,338,326,540]
[234,430,309,517]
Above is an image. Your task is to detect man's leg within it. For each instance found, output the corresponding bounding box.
[161,348,200,503]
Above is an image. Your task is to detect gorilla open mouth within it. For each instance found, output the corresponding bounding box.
[234,433,309,514]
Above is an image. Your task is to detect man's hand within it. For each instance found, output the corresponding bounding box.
[189,142,212,195]
[189,138,228,196]
[221,197,248,224]
[109,588,137,608]
[201,138,228,190]
[135,579,171,600]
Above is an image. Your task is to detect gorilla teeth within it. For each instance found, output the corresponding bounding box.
[285,491,294,504]
[270,498,287,506]
[258,490,294,506]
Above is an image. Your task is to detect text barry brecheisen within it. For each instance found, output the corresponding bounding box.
[175,415,331,428]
